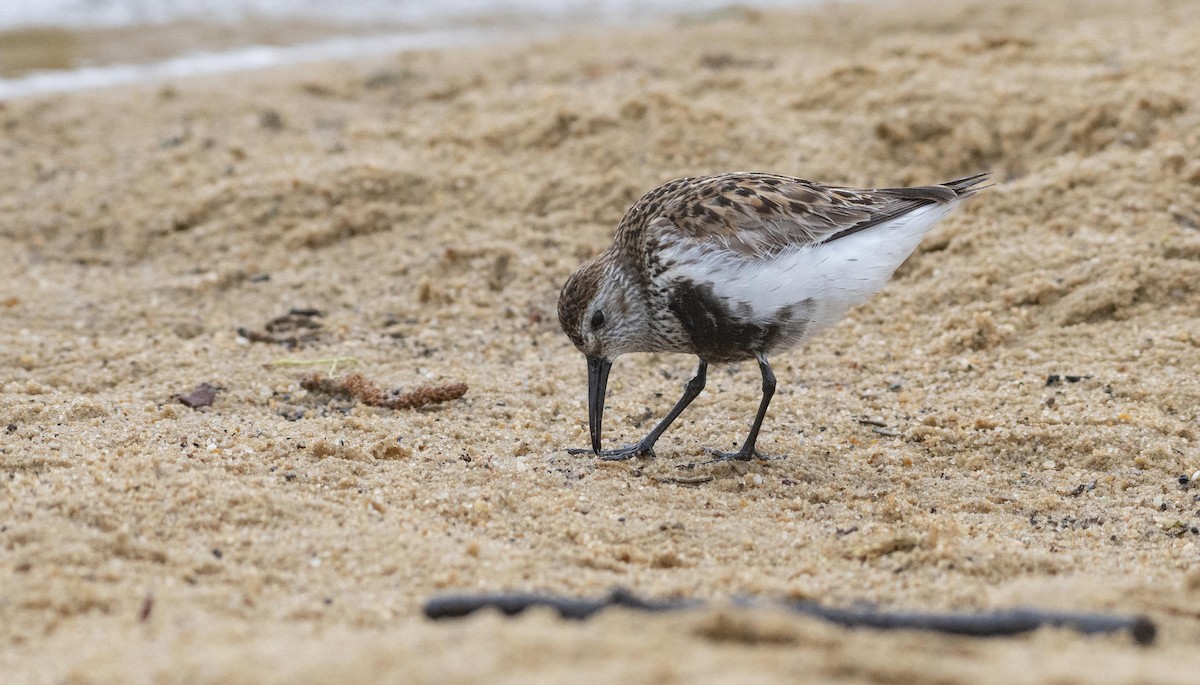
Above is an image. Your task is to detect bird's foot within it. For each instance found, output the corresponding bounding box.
[565,442,656,461]
[698,446,781,463]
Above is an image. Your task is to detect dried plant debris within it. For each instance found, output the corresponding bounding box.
[238,308,325,348]
[1045,374,1092,386]
[176,382,217,409]
[423,590,1156,646]
[300,372,467,410]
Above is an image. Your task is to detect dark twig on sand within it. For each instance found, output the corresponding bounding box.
[785,601,1155,645]
[422,590,1155,645]
[424,589,699,620]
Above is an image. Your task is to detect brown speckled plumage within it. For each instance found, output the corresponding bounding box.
[618,172,984,257]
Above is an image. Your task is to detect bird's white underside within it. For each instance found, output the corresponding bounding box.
[659,201,959,341]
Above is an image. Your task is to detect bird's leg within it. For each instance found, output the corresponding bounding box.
[567,360,707,460]
[704,353,777,462]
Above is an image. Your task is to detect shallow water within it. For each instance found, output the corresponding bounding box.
[0,0,816,98]
[4,0,802,29]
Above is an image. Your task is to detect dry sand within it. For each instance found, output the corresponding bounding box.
[3,0,1200,681]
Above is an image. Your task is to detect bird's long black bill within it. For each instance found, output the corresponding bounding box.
[586,356,611,454]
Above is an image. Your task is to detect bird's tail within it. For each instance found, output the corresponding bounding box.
[939,172,993,200]
[880,172,993,204]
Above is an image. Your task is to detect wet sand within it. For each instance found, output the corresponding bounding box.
[2,0,1200,681]
[0,19,376,79]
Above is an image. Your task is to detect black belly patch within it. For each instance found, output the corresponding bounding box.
[667,280,812,363]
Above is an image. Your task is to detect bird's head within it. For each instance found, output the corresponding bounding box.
[558,252,650,361]
[557,252,646,454]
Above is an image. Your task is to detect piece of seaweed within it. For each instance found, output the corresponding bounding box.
[238,308,325,347]
[300,372,467,410]
[423,589,1155,646]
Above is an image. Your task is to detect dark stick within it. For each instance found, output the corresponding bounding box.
[422,590,1155,646]
[785,601,1156,646]
[423,588,700,620]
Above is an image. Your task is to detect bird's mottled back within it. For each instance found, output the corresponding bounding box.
[613,172,987,259]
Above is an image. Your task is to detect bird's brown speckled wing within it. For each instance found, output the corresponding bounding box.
[624,172,989,258]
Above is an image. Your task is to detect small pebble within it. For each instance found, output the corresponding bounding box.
[259,109,285,130]
[177,382,217,409]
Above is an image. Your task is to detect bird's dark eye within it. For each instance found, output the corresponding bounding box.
[590,310,605,329]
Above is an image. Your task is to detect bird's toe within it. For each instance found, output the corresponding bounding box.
[701,446,780,462]
[599,443,655,461]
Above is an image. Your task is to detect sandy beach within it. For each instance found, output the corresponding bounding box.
[2,0,1200,681]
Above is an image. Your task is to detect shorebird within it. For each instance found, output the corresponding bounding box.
[558,172,989,461]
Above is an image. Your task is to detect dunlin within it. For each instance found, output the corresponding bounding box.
[558,172,989,461]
